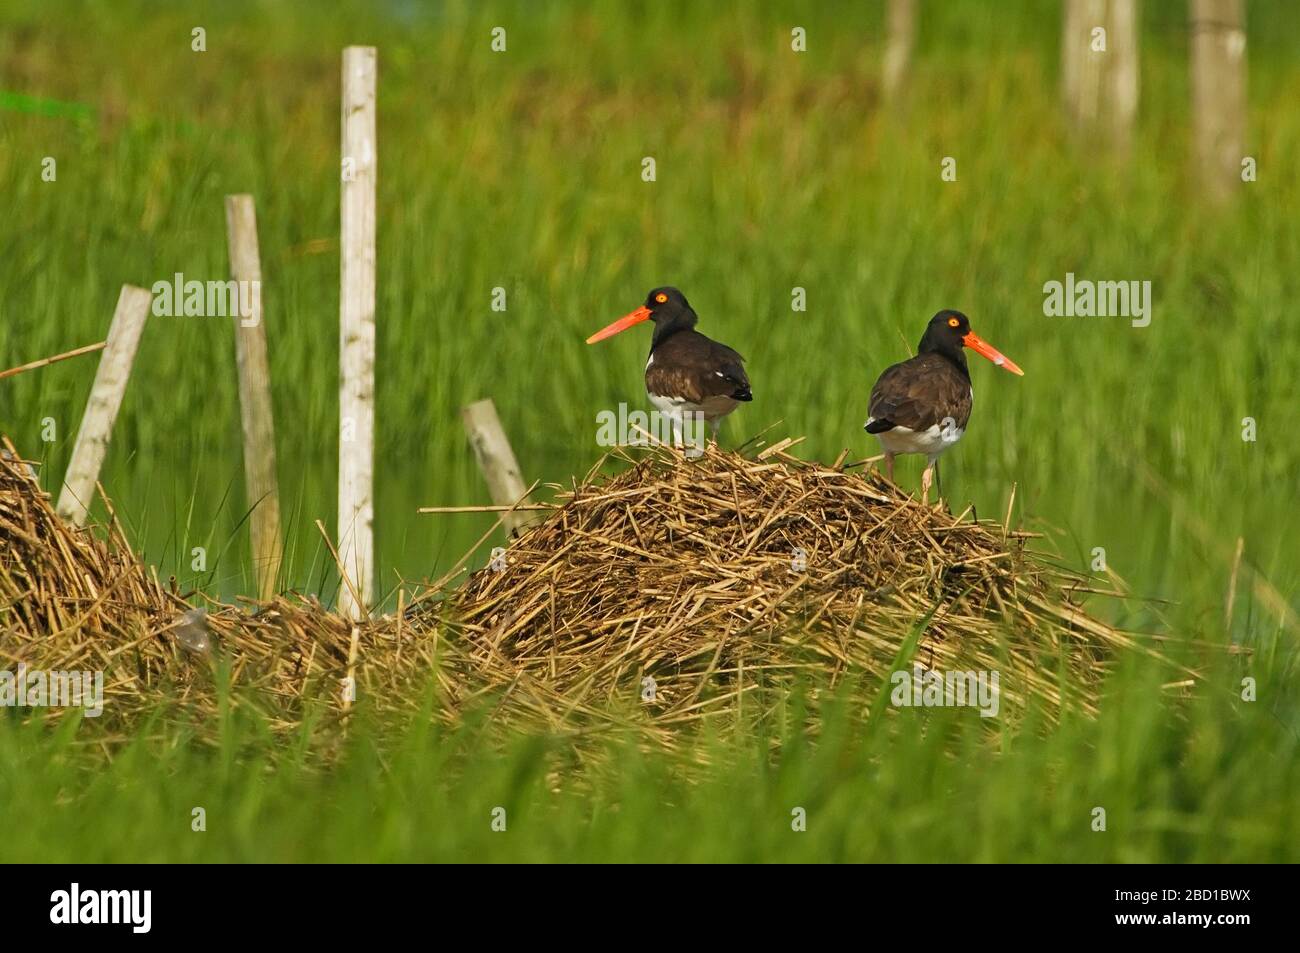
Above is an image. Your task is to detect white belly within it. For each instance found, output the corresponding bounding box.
[871,422,965,458]
[648,391,739,422]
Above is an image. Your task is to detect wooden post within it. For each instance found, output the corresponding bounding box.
[224,194,284,601]
[882,0,917,103]
[461,399,543,537]
[1062,0,1140,149]
[1190,0,1246,204]
[338,45,377,620]
[1108,0,1140,152]
[56,285,151,526]
[1062,0,1105,128]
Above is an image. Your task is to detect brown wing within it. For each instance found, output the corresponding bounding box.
[867,353,971,432]
[646,330,750,403]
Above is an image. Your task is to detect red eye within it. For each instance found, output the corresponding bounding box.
[948,317,960,328]
[655,293,668,304]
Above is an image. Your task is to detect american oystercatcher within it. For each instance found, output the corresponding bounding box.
[865,310,1023,504]
[587,287,751,453]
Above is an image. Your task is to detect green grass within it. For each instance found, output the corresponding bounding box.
[2,0,1298,862]
[2,642,1295,863]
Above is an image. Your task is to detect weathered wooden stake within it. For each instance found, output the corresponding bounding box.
[56,285,151,526]
[461,399,543,537]
[1062,0,1105,128]
[338,45,377,620]
[1190,0,1247,204]
[1062,0,1140,150]
[1107,0,1140,152]
[882,0,917,103]
[224,193,284,601]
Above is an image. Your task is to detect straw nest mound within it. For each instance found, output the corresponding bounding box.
[2,434,1137,737]
[0,437,437,730]
[428,442,1134,729]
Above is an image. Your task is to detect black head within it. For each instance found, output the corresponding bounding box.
[916,309,1025,377]
[918,310,972,367]
[586,285,698,346]
[644,287,695,323]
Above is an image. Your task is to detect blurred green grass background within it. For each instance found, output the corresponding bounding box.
[2,0,1299,862]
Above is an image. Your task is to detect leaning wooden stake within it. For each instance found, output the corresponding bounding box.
[224,193,284,600]
[56,285,151,526]
[338,45,377,620]
[461,399,543,537]
[1190,0,1246,204]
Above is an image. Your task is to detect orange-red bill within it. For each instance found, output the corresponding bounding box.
[963,331,1024,376]
[586,305,652,344]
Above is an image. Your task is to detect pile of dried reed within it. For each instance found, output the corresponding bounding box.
[1,440,180,647]
[0,436,450,729]
[2,431,1141,739]
[422,442,1138,733]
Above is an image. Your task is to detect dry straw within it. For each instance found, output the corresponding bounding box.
[0,435,442,732]
[1,433,1152,740]
[419,441,1145,738]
